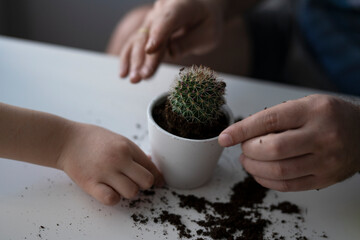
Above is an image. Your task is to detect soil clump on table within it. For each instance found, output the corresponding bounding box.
[129,175,322,240]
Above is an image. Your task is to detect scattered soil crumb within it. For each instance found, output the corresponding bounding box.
[127,175,324,239]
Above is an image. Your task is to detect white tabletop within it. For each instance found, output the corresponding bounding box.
[0,36,359,240]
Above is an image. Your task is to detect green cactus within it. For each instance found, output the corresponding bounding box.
[168,65,226,124]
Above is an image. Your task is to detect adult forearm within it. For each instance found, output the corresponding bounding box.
[0,103,73,168]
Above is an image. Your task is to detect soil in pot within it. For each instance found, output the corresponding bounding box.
[153,99,228,140]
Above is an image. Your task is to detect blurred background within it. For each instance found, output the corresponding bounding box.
[0,0,334,92]
[0,0,291,53]
[0,0,152,52]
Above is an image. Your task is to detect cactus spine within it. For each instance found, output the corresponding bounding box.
[168,65,226,124]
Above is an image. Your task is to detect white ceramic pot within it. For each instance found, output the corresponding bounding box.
[147,92,234,189]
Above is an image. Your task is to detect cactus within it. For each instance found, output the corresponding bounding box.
[168,65,226,124]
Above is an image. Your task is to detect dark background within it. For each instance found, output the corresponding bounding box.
[0,0,152,52]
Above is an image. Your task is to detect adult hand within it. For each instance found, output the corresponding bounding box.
[219,94,360,191]
[57,123,164,205]
[119,0,227,83]
[107,5,152,56]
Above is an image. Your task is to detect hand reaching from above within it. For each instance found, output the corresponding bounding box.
[119,0,227,83]
[57,123,164,205]
[219,94,360,191]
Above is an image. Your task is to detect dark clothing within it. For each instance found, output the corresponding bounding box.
[298,0,360,96]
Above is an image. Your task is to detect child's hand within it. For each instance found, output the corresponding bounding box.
[56,123,164,205]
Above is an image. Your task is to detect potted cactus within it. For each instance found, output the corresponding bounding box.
[147,65,234,189]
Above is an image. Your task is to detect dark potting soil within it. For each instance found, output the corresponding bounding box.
[156,210,192,238]
[152,99,228,139]
[270,201,301,214]
[131,213,149,225]
[129,175,319,240]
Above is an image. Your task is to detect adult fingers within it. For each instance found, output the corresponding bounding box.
[119,41,132,78]
[240,153,315,181]
[108,6,151,55]
[169,22,219,58]
[140,47,166,79]
[129,28,150,83]
[219,99,308,147]
[241,129,314,161]
[121,161,155,190]
[85,182,120,206]
[253,175,319,192]
[145,1,204,53]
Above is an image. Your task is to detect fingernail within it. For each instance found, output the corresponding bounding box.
[156,180,165,188]
[219,133,233,147]
[130,71,138,81]
[119,61,129,78]
[141,67,151,78]
[155,176,165,188]
[119,67,126,78]
[146,39,155,52]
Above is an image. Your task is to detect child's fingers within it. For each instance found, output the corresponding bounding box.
[122,161,155,190]
[107,173,139,200]
[128,141,164,185]
[147,155,165,187]
[86,182,120,206]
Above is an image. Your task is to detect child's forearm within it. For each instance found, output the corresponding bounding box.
[0,102,73,169]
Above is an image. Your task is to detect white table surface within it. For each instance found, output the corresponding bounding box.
[0,36,359,240]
